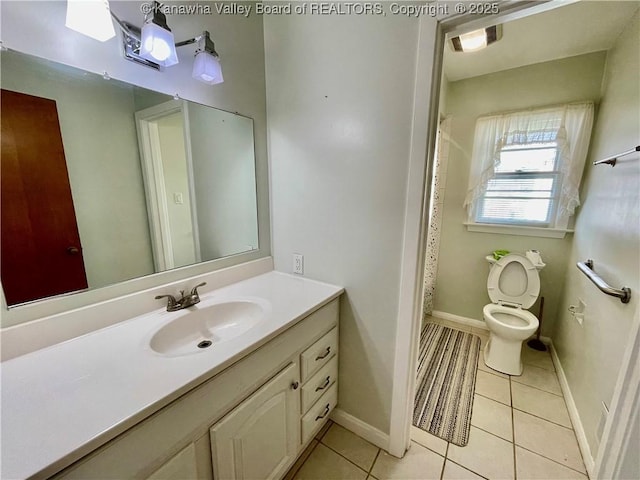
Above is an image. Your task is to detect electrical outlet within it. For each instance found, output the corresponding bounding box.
[293,254,304,275]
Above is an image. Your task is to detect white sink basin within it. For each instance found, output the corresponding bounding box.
[150,299,268,357]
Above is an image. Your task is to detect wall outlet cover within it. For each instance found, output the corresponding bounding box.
[293,254,304,275]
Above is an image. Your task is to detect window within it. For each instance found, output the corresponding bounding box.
[476,142,560,226]
[464,103,594,235]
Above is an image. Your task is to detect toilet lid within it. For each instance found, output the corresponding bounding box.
[487,253,540,309]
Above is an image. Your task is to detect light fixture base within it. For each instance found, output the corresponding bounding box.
[121,22,160,71]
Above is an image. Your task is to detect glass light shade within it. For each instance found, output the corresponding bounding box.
[459,29,487,52]
[192,51,224,85]
[139,22,178,67]
[65,0,115,42]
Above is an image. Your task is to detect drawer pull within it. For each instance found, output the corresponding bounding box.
[291,381,299,390]
[315,404,331,421]
[315,376,331,392]
[315,347,331,361]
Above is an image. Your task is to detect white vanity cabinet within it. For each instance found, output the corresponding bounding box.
[210,362,300,480]
[53,299,339,480]
[145,441,210,480]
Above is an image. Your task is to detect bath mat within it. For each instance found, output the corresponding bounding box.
[413,323,481,446]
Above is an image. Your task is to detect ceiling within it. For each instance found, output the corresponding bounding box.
[443,1,639,82]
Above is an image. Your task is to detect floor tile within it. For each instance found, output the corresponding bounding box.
[512,364,562,395]
[447,426,514,480]
[294,443,368,480]
[442,460,484,480]
[513,410,586,474]
[475,370,511,405]
[473,332,490,349]
[322,424,379,471]
[516,446,588,479]
[284,441,318,480]
[512,382,572,428]
[410,425,448,456]
[371,441,444,480]
[471,394,513,441]
[521,346,555,371]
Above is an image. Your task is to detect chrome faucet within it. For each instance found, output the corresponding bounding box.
[155,282,207,312]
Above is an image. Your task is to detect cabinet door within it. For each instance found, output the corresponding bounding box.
[210,363,300,480]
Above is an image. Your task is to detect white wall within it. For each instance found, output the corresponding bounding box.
[264,14,423,434]
[1,51,155,290]
[434,52,606,334]
[0,0,269,327]
[553,11,640,456]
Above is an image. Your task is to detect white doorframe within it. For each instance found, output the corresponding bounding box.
[388,0,606,457]
[594,307,640,479]
[135,99,201,271]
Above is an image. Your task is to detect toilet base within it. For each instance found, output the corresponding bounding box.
[483,336,524,376]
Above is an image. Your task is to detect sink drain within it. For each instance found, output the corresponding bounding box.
[197,340,213,349]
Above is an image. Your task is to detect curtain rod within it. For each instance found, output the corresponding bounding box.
[593,145,640,167]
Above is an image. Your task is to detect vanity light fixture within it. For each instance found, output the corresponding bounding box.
[138,2,178,67]
[65,0,115,42]
[181,31,224,85]
[65,0,223,84]
[451,25,502,53]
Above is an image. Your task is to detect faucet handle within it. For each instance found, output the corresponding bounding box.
[190,282,207,296]
[155,294,179,310]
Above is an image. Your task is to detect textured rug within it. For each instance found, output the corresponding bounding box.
[413,323,481,446]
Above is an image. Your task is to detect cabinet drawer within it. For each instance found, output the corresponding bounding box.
[301,356,338,414]
[301,327,338,382]
[301,384,338,445]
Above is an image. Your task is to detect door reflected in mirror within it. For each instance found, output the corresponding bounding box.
[0,50,258,307]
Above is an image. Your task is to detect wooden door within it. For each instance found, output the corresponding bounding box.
[1,89,88,305]
[210,362,300,480]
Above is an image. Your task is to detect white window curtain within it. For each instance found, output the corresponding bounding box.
[463,102,594,229]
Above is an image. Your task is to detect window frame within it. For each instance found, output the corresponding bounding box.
[474,142,562,228]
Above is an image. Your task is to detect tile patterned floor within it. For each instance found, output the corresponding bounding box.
[286,317,589,479]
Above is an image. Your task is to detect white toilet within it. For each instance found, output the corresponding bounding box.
[483,253,541,375]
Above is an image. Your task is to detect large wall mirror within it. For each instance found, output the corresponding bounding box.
[1,49,259,307]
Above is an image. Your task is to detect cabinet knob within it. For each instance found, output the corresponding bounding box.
[291,381,299,390]
[66,246,80,255]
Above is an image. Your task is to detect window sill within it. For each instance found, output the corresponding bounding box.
[464,223,574,239]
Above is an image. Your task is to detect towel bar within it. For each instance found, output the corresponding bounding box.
[576,260,631,304]
[593,145,639,167]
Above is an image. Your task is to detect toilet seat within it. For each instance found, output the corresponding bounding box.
[483,303,538,328]
[487,253,540,308]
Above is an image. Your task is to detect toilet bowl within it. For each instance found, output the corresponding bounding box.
[483,253,540,375]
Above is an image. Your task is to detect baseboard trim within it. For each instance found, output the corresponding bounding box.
[549,341,595,476]
[330,408,390,452]
[430,310,487,330]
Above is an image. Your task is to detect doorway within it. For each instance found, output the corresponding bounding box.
[135,100,201,271]
[398,2,640,478]
[1,89,89,305]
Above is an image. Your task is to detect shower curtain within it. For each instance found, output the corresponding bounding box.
[422,116,452,317]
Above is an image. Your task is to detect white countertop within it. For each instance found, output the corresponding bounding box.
[0,272,343,479]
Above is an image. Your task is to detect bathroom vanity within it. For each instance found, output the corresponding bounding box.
[1,272,342,479]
